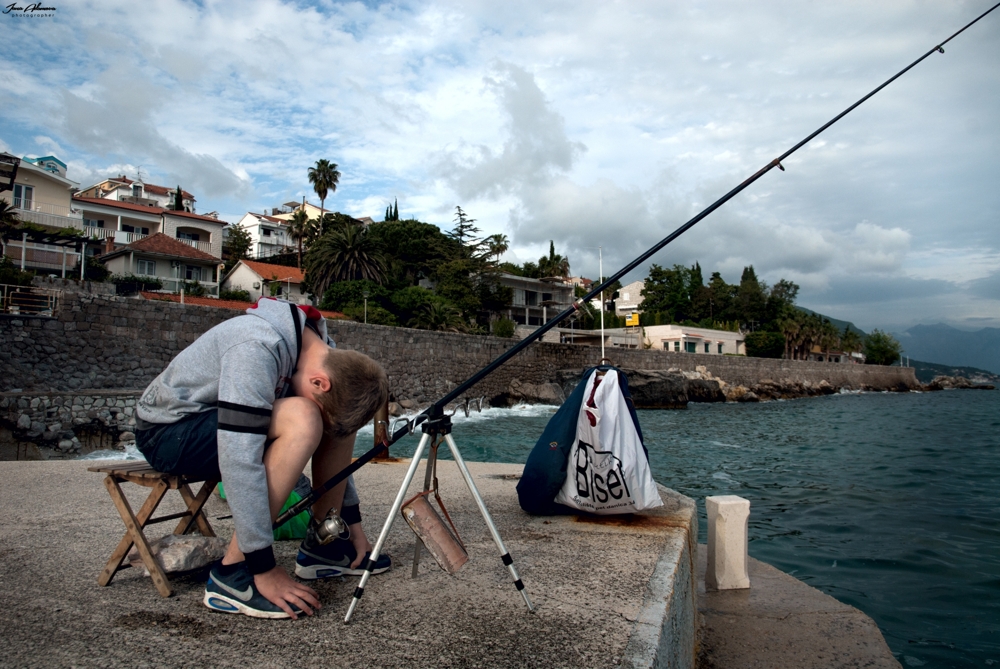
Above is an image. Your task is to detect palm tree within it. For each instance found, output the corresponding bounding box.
[408,302,467,332]
[307,159,341,221]
[484,233,509,264]
[287,208,310,269]
[304,224,385,299]
[538,240,570,277]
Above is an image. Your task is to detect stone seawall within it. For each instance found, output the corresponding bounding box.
[1,289,917,400]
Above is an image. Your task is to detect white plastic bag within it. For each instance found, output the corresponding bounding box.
[554,370,662,514]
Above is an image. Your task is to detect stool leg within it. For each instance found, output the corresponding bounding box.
[174,480,218,537]
[102,476,173,597]
[99,476,169,587]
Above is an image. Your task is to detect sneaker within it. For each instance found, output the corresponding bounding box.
[203,562,302,619]
[295,525,391,580]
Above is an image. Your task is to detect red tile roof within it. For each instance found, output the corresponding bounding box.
[165,209,227,225]
[139,292,346,319]
[73,195,165,215]
[240,259,305,284]
[142,183,195,199]
[101,232,219,262]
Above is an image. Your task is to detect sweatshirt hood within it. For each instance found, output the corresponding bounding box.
[245,297,331,349]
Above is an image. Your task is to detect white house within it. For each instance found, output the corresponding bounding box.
[73,196,226,259]
[231,212,292,259]
[77,175,197,213]
[221,259,310,305]
[615,279,645,316]
[641,324,745,355]
[99,233,226,295]
[498,273,574,327]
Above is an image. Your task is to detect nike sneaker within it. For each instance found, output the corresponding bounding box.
[203,561,302,619]
[295,524,392,580]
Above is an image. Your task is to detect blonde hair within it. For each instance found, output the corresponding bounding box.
[316,349,389,438]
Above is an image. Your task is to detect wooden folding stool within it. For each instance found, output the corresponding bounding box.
[89,462,220,597]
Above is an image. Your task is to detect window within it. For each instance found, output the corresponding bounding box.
[262,229,272,237]
[674,341,680,352]
[185,265,202,281]
[685,342,697,353]
[132,185,142,197]
[137,259,156,276]
[704,342,710,353]
[12,184,33,210]
[718,343,723,354]
[121,224,150,235]
[84,218,104,228]
[178,231,200,241]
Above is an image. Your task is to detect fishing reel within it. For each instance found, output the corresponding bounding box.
[314,508,350,545]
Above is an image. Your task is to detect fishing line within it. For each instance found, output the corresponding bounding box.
[276,2,999,529]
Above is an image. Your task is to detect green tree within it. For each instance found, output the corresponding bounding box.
[171,185,185,211]
[484,233,509,264]
[492,317,516,338]
[409,301,467,332]
[736,265,767,331]
[223,223,253,273]
[640,264,692,322]
[864,329,903,365]
[840,327,863,357]
[0,200,20,227]
[287,209,310,269]
[537,240,570,278]
[448,206,483,254]
[304,224,385,298]
[367,219,460,289]
[307,159,341,220]
[745,331,785,358]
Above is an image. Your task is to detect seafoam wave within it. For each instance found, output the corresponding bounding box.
[357,404,560,435]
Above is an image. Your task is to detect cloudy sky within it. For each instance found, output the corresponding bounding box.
[2,0,998,332]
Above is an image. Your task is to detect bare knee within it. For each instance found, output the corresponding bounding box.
[269,396,324,445]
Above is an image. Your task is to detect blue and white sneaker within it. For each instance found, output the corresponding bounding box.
[203,562,302,619]
[295,526,391,580]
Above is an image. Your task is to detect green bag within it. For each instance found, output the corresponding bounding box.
[217,483,312,541]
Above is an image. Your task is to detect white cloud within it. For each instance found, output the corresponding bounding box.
[0,0,997,329]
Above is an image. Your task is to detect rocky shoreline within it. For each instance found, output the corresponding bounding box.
[388,367,994,414]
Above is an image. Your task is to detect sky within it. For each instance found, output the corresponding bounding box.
[2,0,998,333]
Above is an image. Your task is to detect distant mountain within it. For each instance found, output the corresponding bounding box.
[895,324,1000,375]
[796,307,867,336]
[898,359,1000,385]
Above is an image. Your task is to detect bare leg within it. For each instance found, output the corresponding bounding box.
[222,396,328,565]
[311,431,356,520]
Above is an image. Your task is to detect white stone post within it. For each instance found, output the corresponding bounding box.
[705,495,750,591]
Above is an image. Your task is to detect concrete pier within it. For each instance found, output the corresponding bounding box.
[0,459,697,668]
[0,459,899,668]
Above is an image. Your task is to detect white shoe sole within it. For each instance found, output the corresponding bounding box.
[295,561,390,580]
[203,590,292,619]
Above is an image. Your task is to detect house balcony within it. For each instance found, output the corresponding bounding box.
[176,238,213,254]
[10,199,84,230]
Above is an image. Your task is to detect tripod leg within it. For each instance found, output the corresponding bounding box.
[443,433,535,612]
[345,431,433,623]
[411,437,439,578]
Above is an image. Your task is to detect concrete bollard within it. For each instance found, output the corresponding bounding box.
[705,495,750,591]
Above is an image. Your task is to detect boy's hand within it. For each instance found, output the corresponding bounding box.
[348,522,373,569]
[254,567,321,619]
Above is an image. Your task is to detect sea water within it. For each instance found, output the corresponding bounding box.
[368,390,1000,668]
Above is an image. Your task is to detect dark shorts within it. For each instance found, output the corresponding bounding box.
[136,410,221,480]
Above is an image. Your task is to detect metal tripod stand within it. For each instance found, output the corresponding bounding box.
[344,407,535,622]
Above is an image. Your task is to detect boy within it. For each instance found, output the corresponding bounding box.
[136,298,389,619]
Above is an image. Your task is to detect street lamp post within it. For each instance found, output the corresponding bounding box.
[583,246,606,361]
[363,289,370,324]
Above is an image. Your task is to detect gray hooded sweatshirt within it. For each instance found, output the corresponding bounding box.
[136,298,358,571]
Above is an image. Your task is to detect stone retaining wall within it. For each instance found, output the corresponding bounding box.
[1,289,917,400]
[0,390,140,460]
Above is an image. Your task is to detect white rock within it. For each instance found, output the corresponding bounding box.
[706,495,751,591]
[127,535,227,576]
[17,414,31,429]
[58,439,74,451]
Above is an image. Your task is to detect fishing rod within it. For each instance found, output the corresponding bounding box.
[275,2,999,529]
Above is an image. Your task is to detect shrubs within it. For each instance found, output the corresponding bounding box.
[492,317,516,338]
[745,331,785,358]
[0,256,34,286]
[219,288,251,302]
[109,273,163,296]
